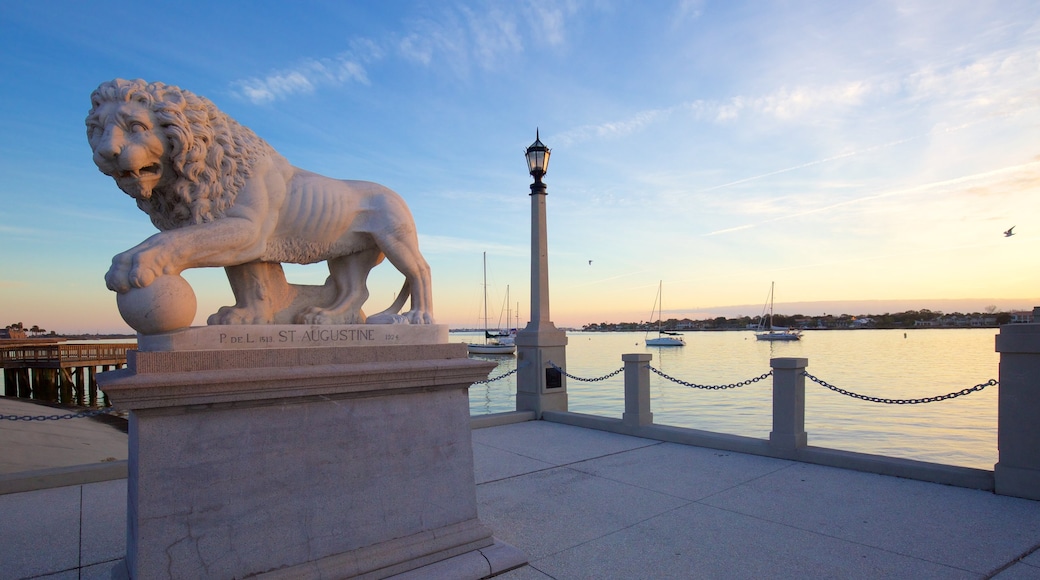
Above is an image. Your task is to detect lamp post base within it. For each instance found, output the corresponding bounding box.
[515,324,568,417]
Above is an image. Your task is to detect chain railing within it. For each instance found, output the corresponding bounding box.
[547,361,623,382]
[474,367,522,385]
[544,360,995,403]
[1,407,119,421]
[650,366,773,390]
[803,372,996,404]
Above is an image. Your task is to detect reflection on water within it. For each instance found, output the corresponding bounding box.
[467,351,519,415]
[459,329,999,470]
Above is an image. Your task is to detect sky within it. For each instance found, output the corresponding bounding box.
[2,1,1039,333]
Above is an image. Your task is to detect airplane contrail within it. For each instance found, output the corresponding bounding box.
[695,119,992,196]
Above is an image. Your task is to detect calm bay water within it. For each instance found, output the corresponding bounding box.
[460,328,1000,470]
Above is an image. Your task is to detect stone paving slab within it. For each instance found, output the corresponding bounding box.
[567,441,794,501]
[80,479,127,568]
[471,420,659,465]
[478,466,689,561]
[700,460,1040,575]
[520,502,979,579]
[472,442,556,484]
[0,486,81,579]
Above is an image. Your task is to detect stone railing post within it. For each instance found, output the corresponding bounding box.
[770,357,808,453]
[622,353,653,427]
[994,319,1040,500]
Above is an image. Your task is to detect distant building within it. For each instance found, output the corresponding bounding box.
[1010,311,1035,324]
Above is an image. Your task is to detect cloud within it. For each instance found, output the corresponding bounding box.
[906,48,1040,115]
[233,4,586,102]
[555,107,675,145]
[398,6,526,72]
[674,0,705,22]
[557,45,1039,147]
[555,80,883,146]
[231,45,377,104]
[0,224,39,235]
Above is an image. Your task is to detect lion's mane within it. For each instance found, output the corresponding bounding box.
[87,79,276,230]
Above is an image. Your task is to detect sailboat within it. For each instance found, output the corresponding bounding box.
[467,253,516,355]
[755,282,802,341]
[645,281,685,347]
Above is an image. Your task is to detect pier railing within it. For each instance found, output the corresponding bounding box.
[1,343,134,368]
[1,341,135,407]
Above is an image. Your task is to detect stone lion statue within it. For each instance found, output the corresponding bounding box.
[86,78,433,326]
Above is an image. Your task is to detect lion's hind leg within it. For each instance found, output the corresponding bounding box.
[297,249,383,325]
[374,233,434,324]
[209,262,295,325]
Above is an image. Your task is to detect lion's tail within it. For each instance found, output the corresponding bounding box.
[374,280,411,318]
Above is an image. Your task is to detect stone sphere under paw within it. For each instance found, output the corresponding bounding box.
[116,275,197,335]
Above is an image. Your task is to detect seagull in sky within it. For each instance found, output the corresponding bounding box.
[1004,226,1016,237]
[588,260,593,265]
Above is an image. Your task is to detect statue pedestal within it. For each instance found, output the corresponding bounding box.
[98,329,525,579]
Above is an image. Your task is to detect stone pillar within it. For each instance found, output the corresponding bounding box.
[99,326,525,579]
[515,160,568,417]
[622,353,653,427]
[769,357,808,453]
[994,320,1040,500]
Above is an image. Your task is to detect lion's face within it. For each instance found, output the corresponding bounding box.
[87,100,171,201]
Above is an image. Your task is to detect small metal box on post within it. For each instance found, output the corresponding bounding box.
[769,357,808,454]
[515,130,568,417]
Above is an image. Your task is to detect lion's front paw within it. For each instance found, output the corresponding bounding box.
[106,249,165,293]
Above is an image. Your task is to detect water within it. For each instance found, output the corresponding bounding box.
[458,328,1000,470]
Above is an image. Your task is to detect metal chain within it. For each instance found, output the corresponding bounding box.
[0,407,119,421]
[547,361,624,382]
[649,366,773,390]
[474,367,521,385]
[803,371,997,404]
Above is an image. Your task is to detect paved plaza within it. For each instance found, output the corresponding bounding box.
[1,397,1039,579]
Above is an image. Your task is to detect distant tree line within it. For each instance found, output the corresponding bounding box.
[582,308,1014,332]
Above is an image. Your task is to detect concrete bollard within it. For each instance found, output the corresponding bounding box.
[770,357,808,453]
[622,353,653,427]
[994,320,1040,500]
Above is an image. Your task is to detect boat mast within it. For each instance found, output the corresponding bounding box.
[768,281,775,331]
[482,252,489,344]
[658,281,663,334]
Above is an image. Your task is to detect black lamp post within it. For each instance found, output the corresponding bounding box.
[525,129,550,190]
[515,129,568,416]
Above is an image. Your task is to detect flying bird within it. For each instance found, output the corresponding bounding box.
[1004,226,1016,237]
[588,260,593,265]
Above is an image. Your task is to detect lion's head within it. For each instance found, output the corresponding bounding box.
[86,79,275,230]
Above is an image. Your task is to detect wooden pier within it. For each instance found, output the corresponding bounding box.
[1,340,134,407]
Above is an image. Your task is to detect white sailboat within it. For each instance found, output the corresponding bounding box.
[755,282,802,341]
[467,253,516,355]
[646,281,685,347]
